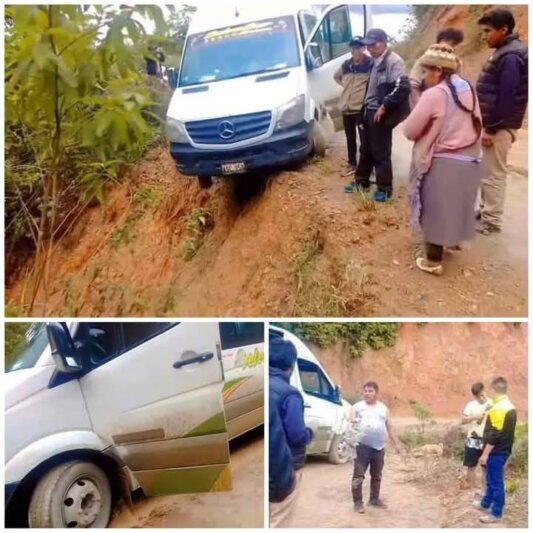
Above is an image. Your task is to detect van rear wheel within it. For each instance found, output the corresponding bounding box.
[198,175,213,189]
[28,461,112,528]
[328,434,350,464]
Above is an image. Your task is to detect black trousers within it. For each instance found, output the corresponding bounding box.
[351,443,385,503]
[426,243,444,262]
[355,108,394,195]
[342,113,362,167]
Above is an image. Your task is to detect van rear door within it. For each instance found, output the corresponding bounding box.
[75,322,232,495]
[304,5,356,130]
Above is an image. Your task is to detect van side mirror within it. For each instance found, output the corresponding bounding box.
[167,67,178,90]
[47,323,82,374]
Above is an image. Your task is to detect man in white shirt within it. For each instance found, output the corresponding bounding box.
[462,382,492,493]
[349,381,399,513]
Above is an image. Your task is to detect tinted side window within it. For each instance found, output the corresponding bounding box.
[220,322,264,350]
[328,7,352,59]
[73,323,122,366]
[298,11,317,44]
[298,359,336,401]
[122,323,178,352]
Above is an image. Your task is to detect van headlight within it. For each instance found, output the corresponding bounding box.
[166,117,189,143]
[275,95,306,131]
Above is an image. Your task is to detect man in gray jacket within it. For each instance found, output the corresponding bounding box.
[346,29,410,201]
[334,37,373,178]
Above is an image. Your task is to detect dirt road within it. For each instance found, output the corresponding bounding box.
[289,451,527,528]
[110,428,263,528]
[8,126,527,318]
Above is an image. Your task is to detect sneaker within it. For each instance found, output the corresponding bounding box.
[415,257,443,276]
[368,499,387,508]
[472,500,489,511]
[479,514,501,524]
[344,182,370,194]
[477,222,501,235]
[353,501,365,514]
[341,165,356,177]
[373,191,391,202]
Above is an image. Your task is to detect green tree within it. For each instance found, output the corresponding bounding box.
[5,4,167,312]
[272,322,398,358]
[5,322,31,369]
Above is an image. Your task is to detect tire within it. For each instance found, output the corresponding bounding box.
[28,461,112,528]
[311,121,327,158]
[328,434,350,465]
[198,175,213,189]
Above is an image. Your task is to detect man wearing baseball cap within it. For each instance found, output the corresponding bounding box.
[334,36,373,178]
[346,28,410,201]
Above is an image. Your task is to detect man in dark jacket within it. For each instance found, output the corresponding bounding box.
[269,337,313,526]
[476,9,528,234]
[476,377,517,524]
[269,395,296,527]
[347,29,410,201]
[334,37,373,178]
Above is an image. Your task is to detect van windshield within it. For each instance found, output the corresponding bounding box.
[7,323,49,372]
[179,15,300,87]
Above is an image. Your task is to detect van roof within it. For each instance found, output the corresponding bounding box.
[188,2,315,34]
[269,325,320,365]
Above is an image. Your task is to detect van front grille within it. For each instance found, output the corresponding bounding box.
[185,111,272,145]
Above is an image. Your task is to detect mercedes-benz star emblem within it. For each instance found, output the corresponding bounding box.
[218,120,235,139]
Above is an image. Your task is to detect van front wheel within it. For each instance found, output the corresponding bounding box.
[311,121,327,158]
[28,461,112,528]
[328,434,350,464]
[198,175,213,189]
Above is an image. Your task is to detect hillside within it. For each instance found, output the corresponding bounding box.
[396,4,528,93]
[308,322,528,418]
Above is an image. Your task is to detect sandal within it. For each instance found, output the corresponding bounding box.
[416,257,443,276]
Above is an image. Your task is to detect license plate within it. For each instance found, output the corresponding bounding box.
[221,161,246,175]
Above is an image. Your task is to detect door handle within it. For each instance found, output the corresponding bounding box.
[173,352,214,369]
[304,403,311,408]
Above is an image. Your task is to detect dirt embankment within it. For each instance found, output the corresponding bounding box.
[6,126,527,317]
[310,322,528,418]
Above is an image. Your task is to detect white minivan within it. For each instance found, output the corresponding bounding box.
[5,321,264,528]
[269,325,350,464]
[166,3,369,188]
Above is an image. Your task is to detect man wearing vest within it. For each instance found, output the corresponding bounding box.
[269,337,313,527]
[476,377,517,524]
[334,36,373,178]
[349,381,399,513]
[347,29,410,201]
[476,9,528,235]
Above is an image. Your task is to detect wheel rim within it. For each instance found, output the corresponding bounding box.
[62,476,103,528]
[337,439,349,460]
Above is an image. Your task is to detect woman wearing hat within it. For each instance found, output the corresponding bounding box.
[403,43,482,275]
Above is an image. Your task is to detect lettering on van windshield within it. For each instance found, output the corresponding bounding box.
[201,20,289,44]
[243,348,264,369]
